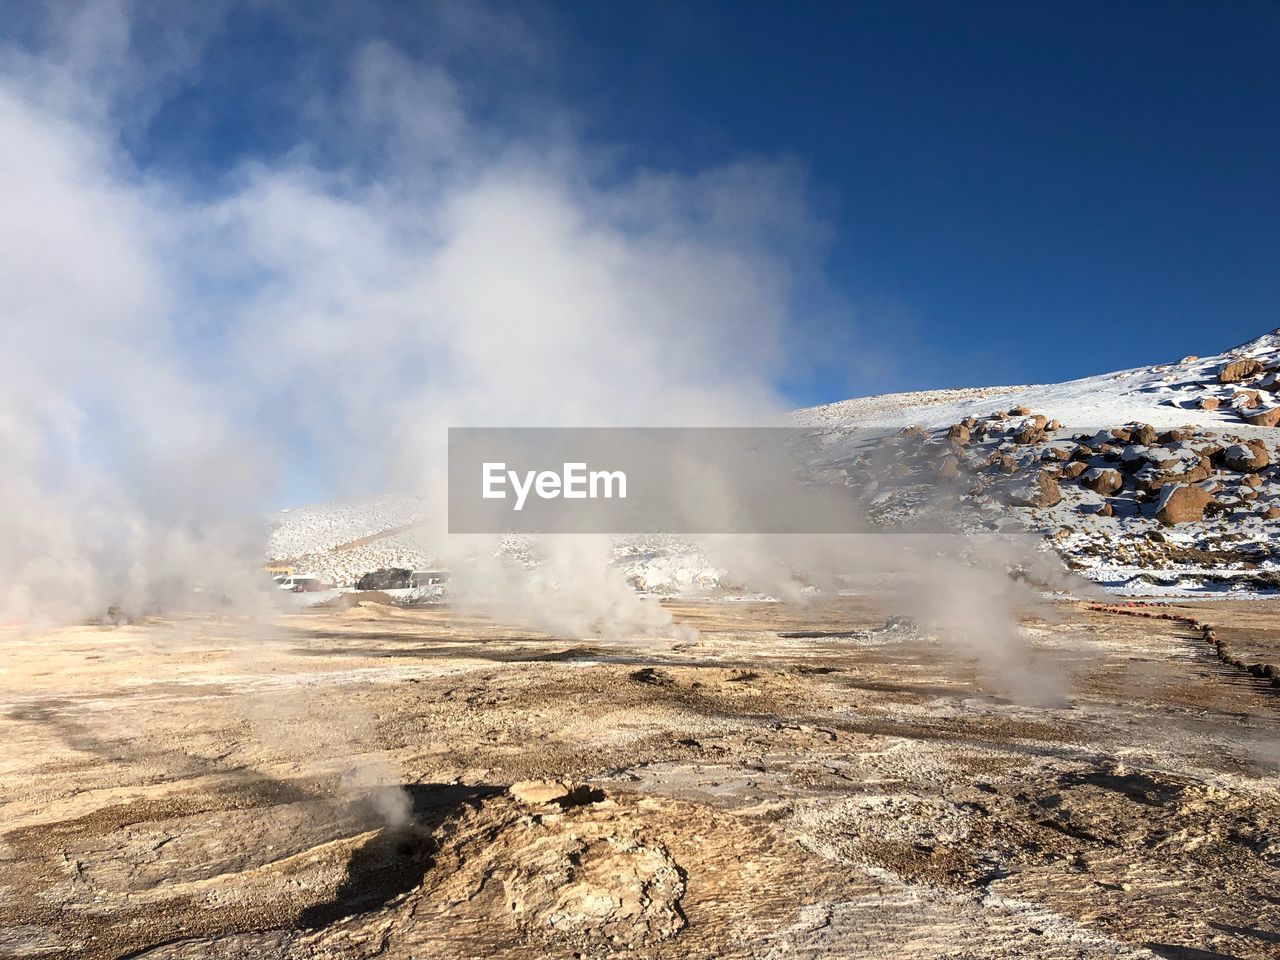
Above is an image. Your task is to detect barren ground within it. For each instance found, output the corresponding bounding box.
[1,597,1277,959]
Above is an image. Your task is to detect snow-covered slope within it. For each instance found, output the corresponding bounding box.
[269,330,1280,597]
[793,329,1280,436]
[268,496,435,585]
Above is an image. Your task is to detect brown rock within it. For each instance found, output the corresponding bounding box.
[1134,457,1213,494]
[1199,396,1221,411]
[1062,461,1088,479]
[938,456,960,479]
[947,423,971,446]
[1081,467,1124,495]
[1155,484,1215,525]
[1264,506,1280,520]
[510,779,572,805]
[1218,357,1263,383]
[989,452,1018,474]
[1014,425,1046,445]
[1131,423,1158,446]
[1097,502,1115,517]
[1009,405,1031,416]
[1232,389,1261,409]
[1243,407,1280,427]
[1007,470,1062,508]
[1224,439,1271,471]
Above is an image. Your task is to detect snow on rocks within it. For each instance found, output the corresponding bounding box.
[1081,467,1124,496]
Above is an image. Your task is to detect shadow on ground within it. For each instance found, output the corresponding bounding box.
[297,782,503,929]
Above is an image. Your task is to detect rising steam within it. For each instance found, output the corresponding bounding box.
[0,1,1080,712]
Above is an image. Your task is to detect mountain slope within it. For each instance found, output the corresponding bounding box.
[271,330,1280,596]
[795,329,1280,434]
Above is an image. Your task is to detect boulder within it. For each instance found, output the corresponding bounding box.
[938,456,960,479]
[1155,484,1215,526]
[1120,445,1152,468]
[947,423,971,446]
[510,779,572,805]
[1231,389,1261,409]
[1158,427,1197,443]
[1264,506,1280,520]
[1006,471,1062,508]
[1243,407,1280,427]
[989,452,1018,474]
[1062,461,1088,479]
[1096,502,1115,517]
[1131,423,1158,446]
[1191,439,1225,460]
[1199,396,1221,411]
[1009,405,1031,416]
[1081,467,1124,495]
[1223,440,1271,472]
[1110,427,1133,443]
[1134,456,1212,494]
[1218,357,1263,383]
[1014,424,1046,445]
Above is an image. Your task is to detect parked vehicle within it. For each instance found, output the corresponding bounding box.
[276,575,326,592]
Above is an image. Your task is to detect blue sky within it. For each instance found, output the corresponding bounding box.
[4,1,1278,512]
[108,1,1280,407]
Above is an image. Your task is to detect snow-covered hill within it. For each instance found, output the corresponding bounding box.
[269,330,1280,597]
[793,329,1280,435]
